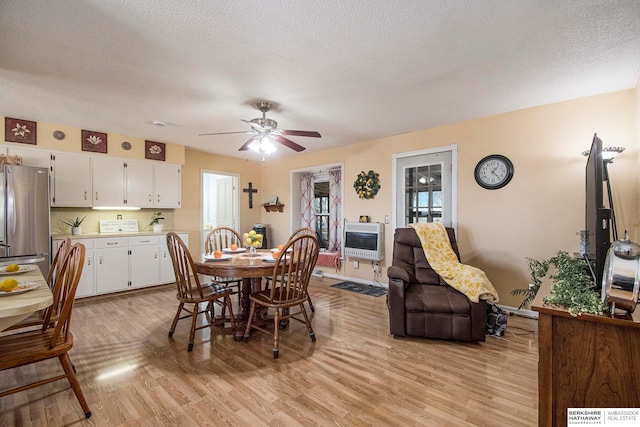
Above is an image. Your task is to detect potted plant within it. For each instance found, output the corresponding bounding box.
[512,251,607,316]
[149,212,164,232]
[62,216,86,236]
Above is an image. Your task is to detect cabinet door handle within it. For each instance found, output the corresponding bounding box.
[99,256,103,264]
[157,194,161,203]
[87,257,91,266]
[140,240,150,243]
[154,252,158,259]
[107,242,118,246]
[95,191,99,201]
[84,191,88,200]
[149,194,152,202]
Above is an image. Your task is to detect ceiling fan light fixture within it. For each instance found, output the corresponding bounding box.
[260,136,277,153]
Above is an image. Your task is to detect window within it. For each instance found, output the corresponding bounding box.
[314,178,329,249]
[404,164,442,224]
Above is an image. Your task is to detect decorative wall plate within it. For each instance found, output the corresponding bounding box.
[53,130,65,140]
[121,141,131,150]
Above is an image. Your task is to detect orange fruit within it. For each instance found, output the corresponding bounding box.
[230,244,238,251]
[213,250,223,258]
[272,251,280,259]
[277,244,284,251]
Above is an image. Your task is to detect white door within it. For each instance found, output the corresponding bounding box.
[216,177,234,227]
[202,172,239,253]
[394,146,456,229]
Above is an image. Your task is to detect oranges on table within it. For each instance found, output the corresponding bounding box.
[230,244,238,251]
[277,244,284,251]
[272,251,280,259]
[213,250,223,258]
[5,264,20,272]
[0,278,19,292]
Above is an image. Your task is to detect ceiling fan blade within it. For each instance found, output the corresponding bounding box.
[279,129,321,138]
[199,131,252,136]
[273,135,306,152]
[241,119,267,133]
[238,135,259,151]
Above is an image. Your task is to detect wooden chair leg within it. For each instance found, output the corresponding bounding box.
[300,304,316,342]
[168,302,184,337]
[59,353,91,418]
[224,296,236,328]
[273,308,280,359]
[188,303,199,351]
[243,302,257,342]
[307,294,315,312]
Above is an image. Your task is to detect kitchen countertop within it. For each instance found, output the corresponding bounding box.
[51,230,189,239]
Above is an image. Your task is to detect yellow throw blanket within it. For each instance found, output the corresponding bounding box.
[409,223,499,303]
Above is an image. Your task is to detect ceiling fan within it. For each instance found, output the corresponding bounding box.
[199,101,321,153]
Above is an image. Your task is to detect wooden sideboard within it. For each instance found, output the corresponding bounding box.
[532,273,640,427]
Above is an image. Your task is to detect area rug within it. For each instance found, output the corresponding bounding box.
[331,281,387,297]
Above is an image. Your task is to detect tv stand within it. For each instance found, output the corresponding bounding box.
[532,271,640,426]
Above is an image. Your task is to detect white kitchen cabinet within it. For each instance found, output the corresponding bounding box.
[53,232,188,299]
[71,238,95,298]
[92,158,155,208]
[95,237,129,294]
[92,157,125,207]
[125,161,154,208]
[51,152,92,207]
[52,237,96,298]
[154,164,181,208]
[129,235,160,288]
[6,146,51,169]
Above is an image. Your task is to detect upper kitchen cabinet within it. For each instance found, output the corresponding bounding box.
[153,163,181,208]
[92,157,125,207]
[125,161,154,208]
[6,146,51,169]
[50,152,92,207]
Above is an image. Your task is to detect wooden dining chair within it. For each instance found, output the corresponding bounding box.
[204,227,242,300]
[0,243,91,418]
[4,237,72,333]
[243,233,319,359]
[166,232,236,352]
[265,227,317,312]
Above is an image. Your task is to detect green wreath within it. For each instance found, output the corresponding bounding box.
[353,170,381,199]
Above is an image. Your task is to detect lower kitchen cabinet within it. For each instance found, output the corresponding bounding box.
[52,232,188,298]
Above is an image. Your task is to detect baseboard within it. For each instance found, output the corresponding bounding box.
[498,304,539,319]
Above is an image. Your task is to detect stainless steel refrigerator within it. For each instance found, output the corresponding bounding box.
[0,165,50,276]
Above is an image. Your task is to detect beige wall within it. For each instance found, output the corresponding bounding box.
[2,120,185,164]
[257,89,638,308]
[177,149,263,256]
[5,88,638,309]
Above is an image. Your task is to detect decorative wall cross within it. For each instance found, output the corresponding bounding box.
[243,182,258,208]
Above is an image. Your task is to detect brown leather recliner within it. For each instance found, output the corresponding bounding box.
[387,227,486,342]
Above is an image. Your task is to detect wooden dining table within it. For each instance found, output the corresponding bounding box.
[195,250,276,340]
[0,267,52,332]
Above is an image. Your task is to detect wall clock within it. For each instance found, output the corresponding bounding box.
[474,155,514,190]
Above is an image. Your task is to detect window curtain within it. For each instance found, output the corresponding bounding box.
[328,170,342,252]
[300,173,315,229]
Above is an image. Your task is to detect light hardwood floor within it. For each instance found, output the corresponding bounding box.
[0,277,538,426]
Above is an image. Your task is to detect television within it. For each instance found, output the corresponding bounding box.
[585,133,611,288]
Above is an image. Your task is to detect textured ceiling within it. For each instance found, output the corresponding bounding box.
[1,0,639,161]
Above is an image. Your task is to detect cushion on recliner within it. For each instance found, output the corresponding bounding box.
[405,284,471,314]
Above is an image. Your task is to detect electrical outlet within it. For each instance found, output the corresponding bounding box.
[354,260,359,269]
